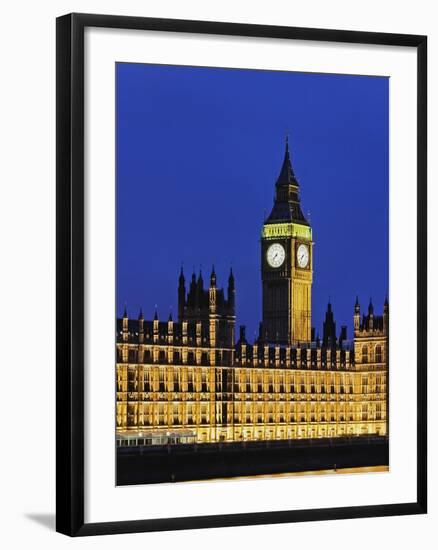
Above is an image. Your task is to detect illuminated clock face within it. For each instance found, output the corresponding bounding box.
[297,243,309,268]
[266,243,285,268]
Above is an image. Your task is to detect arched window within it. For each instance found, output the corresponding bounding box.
[362,345,368,364]
[375,345,382,363]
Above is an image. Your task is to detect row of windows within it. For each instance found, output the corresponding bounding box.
[118,411,385,427]
[361,344,384,363]
[117,371,385,394]
[121,402,384,414]
[117,347,361,368]
[118,382,386,395]
[119,368,385,383]
[118,402,385,425]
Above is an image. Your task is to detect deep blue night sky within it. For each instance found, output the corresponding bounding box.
[116,63,388,340]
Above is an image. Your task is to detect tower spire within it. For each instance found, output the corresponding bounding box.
[210,264,216,287]
[354,296,360,315]
[276,134,297,187]
[265,136,309,225]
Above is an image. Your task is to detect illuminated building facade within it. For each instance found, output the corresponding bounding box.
[116,141,388,445]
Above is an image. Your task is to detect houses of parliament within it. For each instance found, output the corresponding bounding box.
[116,139,388,446]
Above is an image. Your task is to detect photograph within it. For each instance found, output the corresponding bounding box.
[115,62,390,485]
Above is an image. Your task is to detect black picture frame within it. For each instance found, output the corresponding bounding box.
[56,12,427,537]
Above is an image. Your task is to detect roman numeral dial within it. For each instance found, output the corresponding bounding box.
[296,243,309,268]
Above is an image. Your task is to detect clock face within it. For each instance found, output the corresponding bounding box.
[297,243,309,268]
[266,243,286,268]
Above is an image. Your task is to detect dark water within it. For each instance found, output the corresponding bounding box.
[117,436,389,485]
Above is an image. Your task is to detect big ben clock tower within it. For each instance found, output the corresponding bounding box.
[261,137,313,345]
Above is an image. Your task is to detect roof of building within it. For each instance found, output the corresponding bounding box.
[275,136,299,187]
[265,138,310,226]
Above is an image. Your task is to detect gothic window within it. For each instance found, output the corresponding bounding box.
[280,408,285,423]
[269,376,274,393]
[330,406,335,422]
[257,405,263,423]
[201,370,208,392]
[246,405,252,423]
[128,370,136,392]
[127,404,136,426]
[173,405,179,425]
[375,345,382,363]
[340,405,345,421]
[376,403,382,420]
[172,371,179,392]
[362,345,368,363]
[258,376,263,393]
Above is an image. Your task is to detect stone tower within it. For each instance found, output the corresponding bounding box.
[261,137,313,344]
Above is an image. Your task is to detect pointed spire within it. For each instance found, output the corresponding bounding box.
[179,265,185,285]
[276,134,298,187]
[355,296,360,313]
[228,267,234,286]
[189,269,197,297]
[154,307,158,321]
[123,303,128,318]
[138,307,143,320]
[168,310,173,322]
[210,264,216,287]
[368,298,374,315]
[266,136,309,226]
[197,268,203,288]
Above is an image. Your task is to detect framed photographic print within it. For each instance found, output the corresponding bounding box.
[56,13,427,536]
